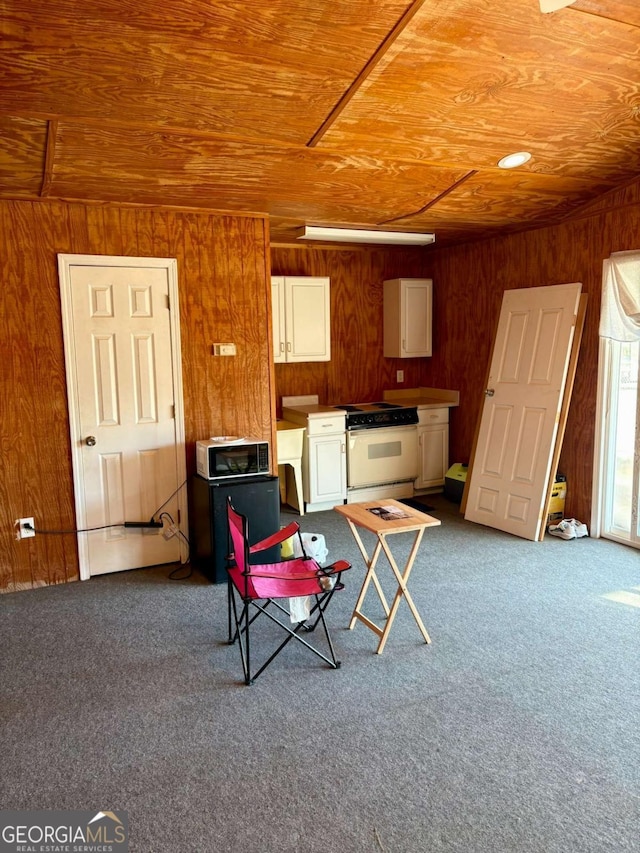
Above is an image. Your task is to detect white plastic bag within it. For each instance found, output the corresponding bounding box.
[289,532,329,623]
[289,595,311,623]
[292,532,328,564]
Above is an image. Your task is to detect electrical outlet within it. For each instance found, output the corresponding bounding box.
[16,517,35,539]
[397,370,404,382]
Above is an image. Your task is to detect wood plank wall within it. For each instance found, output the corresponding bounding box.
[0,200,273,592]
[2,179,639,592]
[427,181,640,527]
[274,179,640,527]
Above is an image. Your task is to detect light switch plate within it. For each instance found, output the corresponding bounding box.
[212,343,237,356]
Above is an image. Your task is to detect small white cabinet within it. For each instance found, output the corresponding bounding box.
[272,275,331,363]
[305,432,347,509]
[383,278,432,358]
[415,407,449,491]
[282,407,346,512]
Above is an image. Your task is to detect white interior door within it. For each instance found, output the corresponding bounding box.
[465,282,582,540]
[59,255,187,578]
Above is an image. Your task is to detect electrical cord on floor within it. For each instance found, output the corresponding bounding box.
[23,483,192,575]
[168,561,193,581]
[159,511,193,580]
[25,523,124,535]
[28,515,193,579]
[24,481,189,537]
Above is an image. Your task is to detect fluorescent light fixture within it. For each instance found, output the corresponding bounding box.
[296,225,435,246]
[497,151,532,169]
[539,0,576,12]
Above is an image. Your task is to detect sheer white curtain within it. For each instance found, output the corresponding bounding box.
[600,250,640,342]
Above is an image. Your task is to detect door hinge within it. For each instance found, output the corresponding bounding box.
[170,403,175,419]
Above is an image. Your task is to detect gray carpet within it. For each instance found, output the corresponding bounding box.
[1,495,639,853]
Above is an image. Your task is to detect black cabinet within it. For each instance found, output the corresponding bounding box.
[191,475,281,583]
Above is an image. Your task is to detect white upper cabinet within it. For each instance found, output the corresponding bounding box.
[271,276,287,363]
[272,276,331,363]
[383,278,432,358]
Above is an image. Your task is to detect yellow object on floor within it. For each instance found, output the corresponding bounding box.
[280,534,294,558]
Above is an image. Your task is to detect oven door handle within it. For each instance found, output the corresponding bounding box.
[349,424,418,440]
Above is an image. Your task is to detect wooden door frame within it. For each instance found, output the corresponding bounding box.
[58,254,188,580]
[592,335,640,547]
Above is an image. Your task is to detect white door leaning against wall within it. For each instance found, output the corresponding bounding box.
[58,255,188,579]
[465,282,581,541]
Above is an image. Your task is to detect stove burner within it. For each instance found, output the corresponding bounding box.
[334,401,419,430]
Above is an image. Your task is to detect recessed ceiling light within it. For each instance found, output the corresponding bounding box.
[498,151,532,169]
[295,226,435,246]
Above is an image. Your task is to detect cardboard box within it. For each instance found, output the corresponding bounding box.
[547,474,567,524]
[444,463,468,503]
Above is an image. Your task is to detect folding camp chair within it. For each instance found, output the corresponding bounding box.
[226,497,351,685]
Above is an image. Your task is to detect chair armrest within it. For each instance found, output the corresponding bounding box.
[322,559,351,574]
[248,521,300,554]
[248,570,318,580]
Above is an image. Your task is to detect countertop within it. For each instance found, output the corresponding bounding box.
[282,404,346,418]
[281,389,458,420]
[276,419,306,431]
[383,387,459,409]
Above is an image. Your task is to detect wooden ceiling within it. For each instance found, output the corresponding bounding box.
[1,0,639,247]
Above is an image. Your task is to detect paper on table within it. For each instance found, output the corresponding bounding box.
[367,505,411,521]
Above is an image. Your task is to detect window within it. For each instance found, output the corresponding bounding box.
[597,339,639,546]
[594,251,640,549]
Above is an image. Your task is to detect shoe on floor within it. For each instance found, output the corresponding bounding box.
[548,519,576,539]
[567,518,589,538]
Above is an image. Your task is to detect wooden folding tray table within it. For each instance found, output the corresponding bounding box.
[334,499,441,654]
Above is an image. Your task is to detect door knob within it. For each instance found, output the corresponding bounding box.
[85,435,97,446]
[485,388,495,397]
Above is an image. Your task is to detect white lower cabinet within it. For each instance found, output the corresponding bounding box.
[282,407,347,511]
[415,408,449,491]
[305,433,347,510]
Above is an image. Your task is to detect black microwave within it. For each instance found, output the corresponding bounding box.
[196,437,270,481]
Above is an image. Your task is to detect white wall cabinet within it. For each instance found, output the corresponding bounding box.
[383,278,432,358]
[415,407,449,491]
[272,275,331,363]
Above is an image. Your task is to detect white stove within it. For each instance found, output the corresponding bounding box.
[334,401,419,502]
